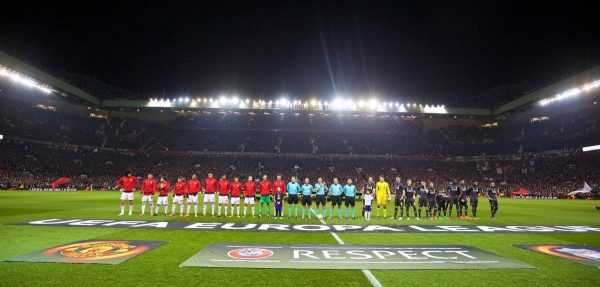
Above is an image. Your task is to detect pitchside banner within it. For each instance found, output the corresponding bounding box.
[4,240,165,265]
[16,218,600,233]
[180,243,533,269]
[515,245,600,268]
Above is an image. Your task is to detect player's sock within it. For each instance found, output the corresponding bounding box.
[120,205,125,214]
[288,207,292,217]
[179,204,183,215]
[236,206,240,216]
[394,206,398,218]
[252,206,255,216]
[301,207,305,217]
[211,204,215,216]
[322,207,326,218]
[418,208,421,218]
[267,205,271,216]
[171,204,176,214]
[224,205,228,217]
[149,203,154,214]
[244,206,247,216]
[218,205,221,216]
[259,205,263,215]
[129,203,133,215]
[155,205,159,214]
[295,206,299,217]
[194,204,198,215]
[345,207,349,218]
[231,206,234,216]
[141,203,146,214]
[351,208,355,219]
[383,209,387,218]
[187,205,191,214]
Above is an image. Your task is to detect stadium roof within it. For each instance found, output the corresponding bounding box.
[1,50,599,117]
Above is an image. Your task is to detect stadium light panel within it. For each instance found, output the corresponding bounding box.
[582,145,600,152]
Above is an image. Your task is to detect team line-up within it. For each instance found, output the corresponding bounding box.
[116,171,500,221]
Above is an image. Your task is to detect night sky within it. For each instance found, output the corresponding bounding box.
[1,1,599,104]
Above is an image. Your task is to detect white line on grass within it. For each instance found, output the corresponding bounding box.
[312,209,383,287]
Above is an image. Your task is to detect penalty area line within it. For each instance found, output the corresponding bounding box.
[313,209,383,287]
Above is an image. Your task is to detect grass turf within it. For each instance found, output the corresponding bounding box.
[0,191,598,287]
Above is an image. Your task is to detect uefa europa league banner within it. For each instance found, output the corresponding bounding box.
[181,243,533,269]
[4,240,165,265]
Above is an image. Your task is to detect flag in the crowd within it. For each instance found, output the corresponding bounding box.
[568,182,592,196]
[51,177,72,189]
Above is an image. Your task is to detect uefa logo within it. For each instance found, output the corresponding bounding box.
[227,248,274,260]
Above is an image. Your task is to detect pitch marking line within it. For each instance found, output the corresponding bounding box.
[312,209,383,287]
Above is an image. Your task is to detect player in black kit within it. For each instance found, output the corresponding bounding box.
[392,176,404,220]
[486,181,499,219]
[436,187,448,218]
[458,179,469,219]
[417,181,428,219]
[468,181,481,219]
[404,179,418,220]
[447,179,460,219]
[426,181,438,219]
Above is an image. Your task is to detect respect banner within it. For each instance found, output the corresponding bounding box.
[4,240,165,265]
[181,243,533,269]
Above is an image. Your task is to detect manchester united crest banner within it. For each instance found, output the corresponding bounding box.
[4,240,165,265]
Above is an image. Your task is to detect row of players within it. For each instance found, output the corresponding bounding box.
[116,171,500,220]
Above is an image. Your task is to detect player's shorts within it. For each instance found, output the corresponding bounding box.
[157,196,168,205]
[141,195,153,202]
[428,197,437,208]
[364,205,372,212]
[230,196,240,205]
[244,196,255,205]
[418,198,427,207]
[394,197,404,206]
[260,195,271,204]
[203,193,215,203]
[344,196,356,207]
[404,198,415,207]
[376,195,388,206]
[218,195,229,204]
[173,195,184,204]
[330,195,342,206]
[120,192,134,201]
[287,194,299,204]
[188,194,198,203]
[315,194,326,206]
[450,196,459,205]
[301,195,312,206]
[470,198,478,206]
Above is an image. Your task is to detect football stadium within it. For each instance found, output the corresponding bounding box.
[1,2,599,287]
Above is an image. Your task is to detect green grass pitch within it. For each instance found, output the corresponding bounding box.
[0,191,598,286]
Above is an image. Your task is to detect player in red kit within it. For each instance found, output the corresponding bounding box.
[202,173,218,217]
[140,173,157,216]
[273,174,286,217]
[229,177,243,217]
[243,176,257,217]
[217,175,230,217]
[155,176,170,216]
[258,174,272,218]
[116,170,139,216]
[170,176,187,217]
[186,174,201,217]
